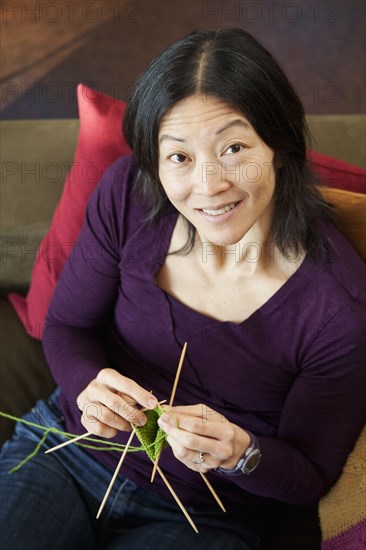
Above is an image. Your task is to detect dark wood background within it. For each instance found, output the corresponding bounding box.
[1,0,365,118]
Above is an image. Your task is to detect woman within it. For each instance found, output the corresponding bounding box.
[1,28,365,549]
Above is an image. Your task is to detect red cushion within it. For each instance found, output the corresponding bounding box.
[307,149,366,194]
[8,85,366,339]
[8,84,131,339]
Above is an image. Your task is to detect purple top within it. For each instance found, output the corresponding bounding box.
[43,154,366,513]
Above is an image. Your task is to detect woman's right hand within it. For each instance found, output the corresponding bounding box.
[76,368,158,438]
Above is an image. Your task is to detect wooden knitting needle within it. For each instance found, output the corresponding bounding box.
[95,399,167,518]
[96,427,136,519]
[169,342,187,407]
[151,342,188,482]
[199,472,226,512]
[45,431,92,454]
[96,418,198,532]
[150,342,225,512]
[155,464,198,533]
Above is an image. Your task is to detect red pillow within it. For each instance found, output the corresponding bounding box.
[8,84,131,339]
[8,84,366,340]
[307,149,366,194]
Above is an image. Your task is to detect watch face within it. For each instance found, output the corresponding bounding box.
[215,437,261,475]
[243,449,261,473]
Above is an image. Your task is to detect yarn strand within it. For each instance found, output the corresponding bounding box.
[8,429,51,474]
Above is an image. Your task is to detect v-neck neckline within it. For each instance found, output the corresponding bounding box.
[151,211,312,329]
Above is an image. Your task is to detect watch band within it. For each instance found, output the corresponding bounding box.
[215,431,261,476]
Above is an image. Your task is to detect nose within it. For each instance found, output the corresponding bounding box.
[194,158,232,196]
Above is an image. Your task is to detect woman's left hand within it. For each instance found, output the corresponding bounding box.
[157,404,251,473]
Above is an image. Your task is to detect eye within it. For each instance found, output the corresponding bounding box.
[169,153,188,164]
[224,143,245,155]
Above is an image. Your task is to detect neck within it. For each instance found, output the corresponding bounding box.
[194,222,274,276]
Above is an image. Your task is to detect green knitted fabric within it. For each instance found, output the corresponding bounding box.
[134,405,169,461]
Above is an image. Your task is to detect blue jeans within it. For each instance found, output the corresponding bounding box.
[0,390,260,549]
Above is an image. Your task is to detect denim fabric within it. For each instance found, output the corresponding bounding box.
[0,390,260,549]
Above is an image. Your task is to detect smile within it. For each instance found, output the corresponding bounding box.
[200,202,239,216]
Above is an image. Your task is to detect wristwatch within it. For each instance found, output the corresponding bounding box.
[215,432,261,476]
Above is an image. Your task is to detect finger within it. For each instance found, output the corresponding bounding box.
[86,382,148,427]
[80,405,119,439]
[97,369,158,410]
[171,404,227,424]
[158,411,231,441]
[166,437,215,473]
[105,394,146,427]
[116,392,136,407]
[159,419,223,457]
[159,412,236,461]
[81,419,117,439]
[81,400,136,433]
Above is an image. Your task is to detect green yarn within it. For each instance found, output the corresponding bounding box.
[0,406,171,472]
[134,405,169,461]
[8,429,51,474]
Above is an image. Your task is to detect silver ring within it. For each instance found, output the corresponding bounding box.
[191,451,205,464]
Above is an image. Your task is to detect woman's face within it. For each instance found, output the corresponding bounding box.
[158,95,276,247]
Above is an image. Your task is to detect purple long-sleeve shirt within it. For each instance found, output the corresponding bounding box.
[43,154,366,513]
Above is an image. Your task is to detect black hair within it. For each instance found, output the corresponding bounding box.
[123,27,332,258]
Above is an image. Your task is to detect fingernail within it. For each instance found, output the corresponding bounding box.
[159,412,172,424]
[147,398,158,409]
[138,415,147,426]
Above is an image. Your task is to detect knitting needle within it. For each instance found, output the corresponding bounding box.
[155,464,198,533]
[95,399,167,518]
[199,472,226,512]
[96,427,136,519]
[45,431,92,454]
[151,342,188,482]
[150,343,225,512]
[169,341,187,407]
[97,418,198,531]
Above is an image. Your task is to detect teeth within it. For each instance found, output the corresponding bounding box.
[202,202,236,216]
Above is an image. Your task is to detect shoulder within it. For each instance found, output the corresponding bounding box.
[89,153,152,230]
[86,153,177,257]
[93,153,141,205]
[80,154,155,253]
[289,220,365,322]
[315,220,366,305]
[296,221,366,363]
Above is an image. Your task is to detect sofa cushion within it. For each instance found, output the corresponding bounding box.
[309,149,366,194]
[318,187,366,261]
[319,425,366,549]
[8,84,130,338]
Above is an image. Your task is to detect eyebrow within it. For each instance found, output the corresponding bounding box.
[216,119,250,135]
[159,134,185,144]
[159,119,250,144]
